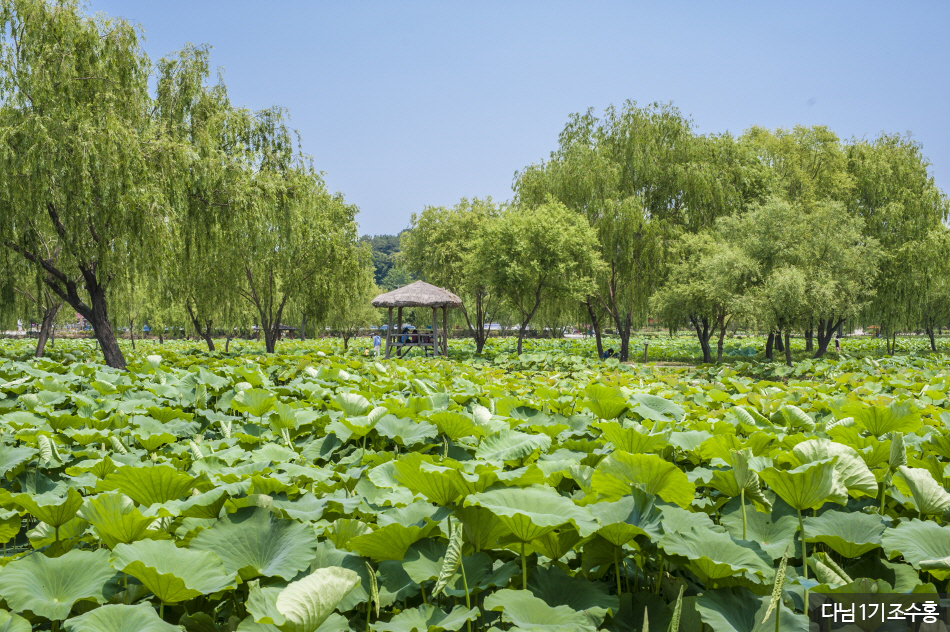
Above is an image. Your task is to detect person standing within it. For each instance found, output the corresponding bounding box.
[373,332,381,358]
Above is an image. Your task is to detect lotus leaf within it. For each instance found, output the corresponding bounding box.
[467,485,595,542]
[893,465,950,515]
[371,605,478,632]
[0,549,116,621]
[98,465,197,507]
[475,430,551,463]
[246,567,360,632]
[759,459,841,511]
[695,587,809,632]
[483,588,596,632]
[191,506,318,580]
[881,519,950,579]
[659,527,773,584]
[112,539,236,603]
[0,611,29,632]
[591,451,695,507]
[803,510,885,558]
[62,603,180,632]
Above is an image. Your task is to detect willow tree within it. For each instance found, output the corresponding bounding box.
[516,102,763,360]
[0,0,181,369]
[846,134,949,340]
[401,198,503,354]
[473,200,603,355]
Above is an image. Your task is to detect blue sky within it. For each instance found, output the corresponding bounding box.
[89,1,949,236]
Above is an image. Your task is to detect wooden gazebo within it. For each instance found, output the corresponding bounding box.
[371,281,462,358]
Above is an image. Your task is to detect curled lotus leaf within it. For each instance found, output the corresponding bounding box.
[247,567,360,632]
[63,603,180,632]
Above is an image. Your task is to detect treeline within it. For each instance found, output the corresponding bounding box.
[0,1,375,368]
[401,104,949,364]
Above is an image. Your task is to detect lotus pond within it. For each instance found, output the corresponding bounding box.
[1,337,950,631]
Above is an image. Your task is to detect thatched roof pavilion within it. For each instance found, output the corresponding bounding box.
[371,281,462,358]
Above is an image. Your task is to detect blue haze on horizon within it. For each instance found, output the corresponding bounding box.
[88,1,950,236]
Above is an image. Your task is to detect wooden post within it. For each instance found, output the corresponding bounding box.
[442,306,448,356]
[397,307,403,358]
[432,307,439,357]
[385,308,393,359]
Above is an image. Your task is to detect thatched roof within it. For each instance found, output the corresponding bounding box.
[371,281,463,308]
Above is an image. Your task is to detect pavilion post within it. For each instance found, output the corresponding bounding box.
[442,306,448,355]
[397,307,403,358]
[385,307,393,359]
[432,307,439,357]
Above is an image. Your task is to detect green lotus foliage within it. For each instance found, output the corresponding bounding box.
[3,336,950,630]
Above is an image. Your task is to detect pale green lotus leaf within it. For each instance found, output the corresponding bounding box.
[375,415,438,447]
[596,422,669,455]
[769,405,814,431]
[0,549,116,621]
[0,444,37,476]
[804,510,885,558]
[191,506,318,581]
[843,401,921,437]
[63,603,180,632]
[527,565,619,627]
[247,567,360,632]
[659,527,773,584]
[581,384,627,420]
[233,388,278,419]
[588,489,663,546]
[881,519,950,579]
[0,610,29,632]
[893,465,950,516]
[27,515,89,548]
[695,586,809,632]
[97,465,197,507]
[484,589,596,632]
[237,613,351,632]
[719,497,801,560]
[372,605,478,632]
[427,411,484,440]
[349,521,438,561]
[475,430,551,463]
[14,486,84,528]
[629,393,685,422]
[591,451,695,508]
[759,459,841,511]
[467,485,595,542]
[392,453,462,506]
[455,505,512,551]
[792,439,877,497]
[333,392,372,417]
[78,492,161,549]
[112,539,236,603]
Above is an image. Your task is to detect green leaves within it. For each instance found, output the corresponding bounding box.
[0,549,116,621]
[591,452,695,507]
[190,506,319,581]
[466,485,594,542]
[484,589,597,632]
[63,604,180,632]
[112,540,236,603]
[247,567,360,632]
[759,459,840,511]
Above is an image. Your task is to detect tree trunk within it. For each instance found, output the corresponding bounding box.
[35,302,62,358]
[784,330,792,367]
[159,332,164,344]
[804,328,813,352]
[203,322,215,352]
[766,333,775,361]
[300,314,307,341]
[927,327,937,351]
[585,298,604,359]
[690,315,713,364]
[813,318,843,358]
[617,312,632,363]
[716,318,727,363]
[774,333,785,353]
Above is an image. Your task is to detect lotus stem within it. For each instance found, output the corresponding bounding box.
[740,488,747,540]
[460,551,472,632]
[51,621,59,632]
[614,549,622,597]
[160,602,165,620]
[521,542,527,590]
[55,525,59,542]
[798,508,806,580]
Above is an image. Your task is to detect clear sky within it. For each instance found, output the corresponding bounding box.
[88,1,949,236]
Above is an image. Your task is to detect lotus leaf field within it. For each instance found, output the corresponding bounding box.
[2,337,950,631]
